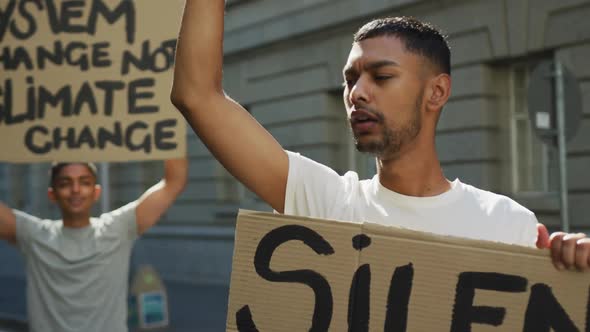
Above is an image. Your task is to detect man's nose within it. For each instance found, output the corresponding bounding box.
[349,77,370,105]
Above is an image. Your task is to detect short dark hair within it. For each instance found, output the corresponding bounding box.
[49,162,98,188]
[354,17,451,75]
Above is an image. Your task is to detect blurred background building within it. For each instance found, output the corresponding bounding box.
[1,0,589,330]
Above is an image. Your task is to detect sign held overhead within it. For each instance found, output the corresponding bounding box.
[0,0,185,162]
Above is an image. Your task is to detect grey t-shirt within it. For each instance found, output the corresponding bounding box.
[14,202,138,332]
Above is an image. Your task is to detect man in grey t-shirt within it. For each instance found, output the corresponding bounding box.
[0,158,187,332]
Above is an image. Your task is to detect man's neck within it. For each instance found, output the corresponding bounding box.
[376,144,450,197]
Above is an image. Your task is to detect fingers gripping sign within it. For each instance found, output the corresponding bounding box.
[537,223,590,271]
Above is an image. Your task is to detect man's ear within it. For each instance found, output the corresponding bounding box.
[426,73,451,112]
[93,184,102,202]
[47,187,57,203]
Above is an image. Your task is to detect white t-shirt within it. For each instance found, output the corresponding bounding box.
[284,151,538,247]
[14,202,138,332]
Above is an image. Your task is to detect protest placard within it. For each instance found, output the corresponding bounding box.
[0,0,185,162]
[227,210,590,331]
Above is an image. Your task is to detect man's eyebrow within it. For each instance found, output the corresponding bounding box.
[365,60,399,70]
[343,60,400,76]
[56,175,94,181]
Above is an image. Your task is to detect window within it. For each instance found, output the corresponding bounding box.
[509,62,558,193]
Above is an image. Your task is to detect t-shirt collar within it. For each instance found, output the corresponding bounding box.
[371,176,463,209]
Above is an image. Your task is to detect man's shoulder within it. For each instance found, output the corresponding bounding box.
[460,182,535,218]
[12,210,63,251]
[287,150,365,188]
[93,201,138,239]
[456,182,538,247]
[99,201,138,221]
[13,210,59,231]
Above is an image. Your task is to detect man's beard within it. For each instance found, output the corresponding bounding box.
[351,93,423,158]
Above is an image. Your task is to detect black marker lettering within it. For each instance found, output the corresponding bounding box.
[26,76,36,120]
[24,125,51,154]
[87,0,135,44]
[161,39,177,66]
[121,40,176,75]
[94,80,124,116]
[44,0,61,34]
[52,127,76,150]
[65,42,88,71]
[154,119,177,151]
[59,0,85,33]
[128,78,157,114]
[0,1,17,42]
[352,234,371,251]
[523,283,583,332]
[124,121,151,153]
[11,0,41,40]
[91,42,111,68]
[37,41,64,69]
[97,121,123,149]
[150,44,172,73]
[0,79,12,124]
[451,272,527,332]
[384,263,414,332]
[121,41,148,75]
[7,47,34,70]
[236,306,259,332]
[5,79,34,124]
[237,225,334,332]
[37,84,72,119]
[348,234,372,332]
[76,125,96,148]
[348,264,370,332]
[72,82,98,116]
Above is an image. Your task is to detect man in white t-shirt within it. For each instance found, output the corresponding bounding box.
[171,0,589,270]
[0,158,187,332]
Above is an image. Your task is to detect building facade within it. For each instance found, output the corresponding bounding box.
[1,0,589,330]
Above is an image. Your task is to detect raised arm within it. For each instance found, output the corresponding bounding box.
[135,158,188,235]
[0,202,16,244]
[170,0,288,212]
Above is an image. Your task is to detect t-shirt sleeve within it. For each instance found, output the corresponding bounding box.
[519,210,539,248]
[284,151,355,219]
[101,201,139,242]
[13,209,42,253]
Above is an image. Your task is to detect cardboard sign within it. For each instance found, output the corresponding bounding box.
[227,210,590,331]
[0,0,185,162]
